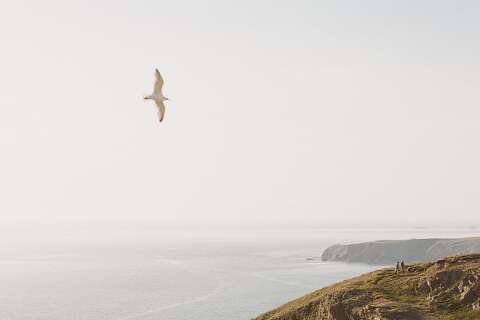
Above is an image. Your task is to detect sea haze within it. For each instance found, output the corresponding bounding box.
[0,227,478,320]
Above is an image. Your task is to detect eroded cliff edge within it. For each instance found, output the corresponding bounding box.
[255,254,480,320]
[321,237,480,265]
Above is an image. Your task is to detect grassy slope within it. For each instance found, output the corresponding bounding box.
[256,254,480,320]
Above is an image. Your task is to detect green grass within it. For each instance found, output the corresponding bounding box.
[256,255,480,320]
[397,294,420,304]
[446,309,480,320]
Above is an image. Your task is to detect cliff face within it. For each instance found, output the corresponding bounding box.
[321,237,480,265]
[255,254,480,320]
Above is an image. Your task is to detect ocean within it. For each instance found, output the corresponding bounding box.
[0,227,478,320]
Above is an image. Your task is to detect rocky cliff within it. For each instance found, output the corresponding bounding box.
[321,237,480,265]
[255,254,480,320]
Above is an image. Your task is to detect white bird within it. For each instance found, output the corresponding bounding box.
[144,69,170,122]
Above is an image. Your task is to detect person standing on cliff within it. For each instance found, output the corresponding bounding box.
[400,260,405,272]
[395,261,400,274]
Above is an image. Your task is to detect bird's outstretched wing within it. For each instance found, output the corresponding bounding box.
[155,99,165,122]
[154,69,164,94]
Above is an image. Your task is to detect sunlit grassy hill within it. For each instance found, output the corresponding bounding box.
[256,254,480,320]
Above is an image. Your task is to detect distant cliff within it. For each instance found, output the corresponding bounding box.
[321,237,480,265]
[256,254,480,320]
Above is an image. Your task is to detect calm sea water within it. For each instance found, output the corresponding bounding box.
[0,228,478,320]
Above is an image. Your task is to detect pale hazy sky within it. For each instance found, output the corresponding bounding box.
[1,0,479,228]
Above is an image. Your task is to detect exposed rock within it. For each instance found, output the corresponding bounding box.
[255,254,480,320]
[472,300,480,310]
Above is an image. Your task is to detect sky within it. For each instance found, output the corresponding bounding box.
[1,0,480,230]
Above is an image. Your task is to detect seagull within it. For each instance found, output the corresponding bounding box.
[144,69,170,122]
